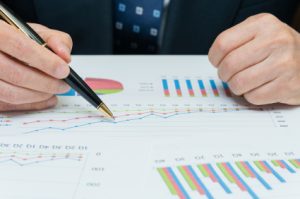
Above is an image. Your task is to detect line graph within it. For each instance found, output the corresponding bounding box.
[0,101,289,135]
[0,151,83,166]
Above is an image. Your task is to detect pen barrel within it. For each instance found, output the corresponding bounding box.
[64,68,102,109]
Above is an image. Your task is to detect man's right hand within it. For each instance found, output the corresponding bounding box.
[0,21,73,112]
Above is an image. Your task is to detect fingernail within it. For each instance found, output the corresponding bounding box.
[59,83,71,93]
[55,64,70,79]
[47,97,57,107]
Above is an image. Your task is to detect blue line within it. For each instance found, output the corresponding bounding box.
[226,163,259,199]
[187,165,214,199]
[207,164,231,194]
[263,161,286,183]
[198,80,205,90]
[186,80,193,90]
[162,79,169,90]
[22,107,257,135]
[167,167,191,199]
[280,160,296,173]
[174,80,181,90]
[209,80,217,90]
[57,89,76,96]
[245,161,272,190]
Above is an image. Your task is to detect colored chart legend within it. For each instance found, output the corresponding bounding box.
[157,159,300,199]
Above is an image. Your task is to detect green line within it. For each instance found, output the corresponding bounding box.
[157,168,177,195]
[236,162,250,177]
[289,160,300,169]
[271,160,280,167]
[198,164,209,177]
[254,161,265,172]
[178,166,196,190]
[217,163,234,183]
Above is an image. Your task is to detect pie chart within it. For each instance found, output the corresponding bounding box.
[85,78,124,95]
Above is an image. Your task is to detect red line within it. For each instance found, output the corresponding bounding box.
[22,110,185,125]
[222,163,246,191]
[162,168,186,199]
[182,166,205,195]
[241,162,255,178]
[203,164,217,182]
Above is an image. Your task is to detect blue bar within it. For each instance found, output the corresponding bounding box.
[186,80,193,90]
[174,80,181,90]
[167,167,191,199]
[198,80,205,90]
[207,164,232,194]
[162,79,169,90]
[209,80,217,90]
[280,160,296,173]
[187,166,214,199]
[245,161,272,190]
[222,82,229,89]
[57,89,76,96]
[226,163,259,199]
[263,161,286,183]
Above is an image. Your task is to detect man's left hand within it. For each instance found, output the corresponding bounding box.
[209,13,300,105]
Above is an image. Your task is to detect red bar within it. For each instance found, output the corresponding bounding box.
[222,163,246,191]
[182,166,205,195]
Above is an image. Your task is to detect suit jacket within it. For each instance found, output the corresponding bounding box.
[2,0,298,54]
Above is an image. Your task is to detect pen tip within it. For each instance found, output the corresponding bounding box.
[98,103,115,120]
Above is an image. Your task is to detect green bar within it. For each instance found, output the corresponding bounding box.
[289,160,300,169]
[254,161,265,172]
[198,164,209,177]
[271,160,280,167]
[236,162,250,177]
[178,166,197,190]
[217,163,235,183]
[157,168,177,195]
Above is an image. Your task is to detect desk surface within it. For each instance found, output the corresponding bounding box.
[0,55,299,199]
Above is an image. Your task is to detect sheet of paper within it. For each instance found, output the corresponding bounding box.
[0,56,300,199]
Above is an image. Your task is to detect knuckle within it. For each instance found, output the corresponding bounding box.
[244,92,261,105]
[228,74,245,95]
[215,34,229,53]
[258,13,278,23]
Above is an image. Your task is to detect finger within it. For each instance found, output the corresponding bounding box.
[0,52,70,94]
[244,78,283,105]
[0,96,57,112]
[218,37,272,82]
[209,15,260,67]
[0,80,53,105]
[0,20,70,79]
[227,56,279,96]
[29,24,73,62]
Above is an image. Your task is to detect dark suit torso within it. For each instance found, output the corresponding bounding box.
[2,0,298,54]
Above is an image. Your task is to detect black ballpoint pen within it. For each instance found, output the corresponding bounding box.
[0,1,114,119]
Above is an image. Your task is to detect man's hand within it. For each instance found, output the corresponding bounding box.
[0,22,73,112]
[209,13,300,105]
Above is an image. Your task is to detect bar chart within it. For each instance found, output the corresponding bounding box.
[157,159,300,199]
[161,78,231,98]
